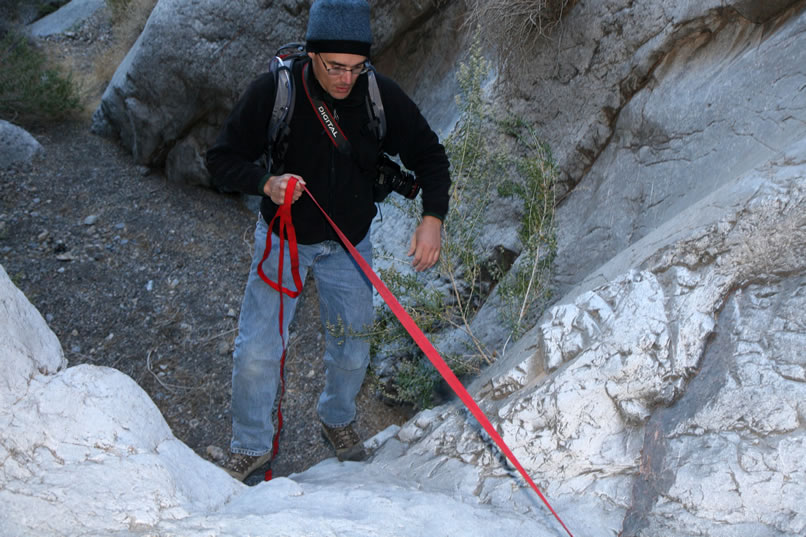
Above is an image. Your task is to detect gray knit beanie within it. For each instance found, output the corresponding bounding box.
[306,0,372,57]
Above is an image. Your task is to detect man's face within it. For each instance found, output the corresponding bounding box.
[308,52,368,100]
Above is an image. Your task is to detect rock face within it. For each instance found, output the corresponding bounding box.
[558,1,806,294]
[5,0,805,536]
[1,0,59,33]
[467,0,806,353]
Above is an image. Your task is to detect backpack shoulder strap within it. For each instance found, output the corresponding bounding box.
[365,63,386,142]
[266,43,305,171]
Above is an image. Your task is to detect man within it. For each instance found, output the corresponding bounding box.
[205,0,451,482]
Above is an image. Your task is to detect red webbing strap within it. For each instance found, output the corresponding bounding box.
[299,183,575,537]
[257,189,303,298]
[256,180,305,481]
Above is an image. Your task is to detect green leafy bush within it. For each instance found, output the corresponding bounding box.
[496,119,558,341]
[0,30,81,127]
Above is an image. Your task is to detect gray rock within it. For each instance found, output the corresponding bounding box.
[0,120,43,170]
[164,135,210,186]
[505,0,802,193]
[28,0,105,37]
[623,276,806,536]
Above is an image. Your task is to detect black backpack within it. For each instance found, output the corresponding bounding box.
[264,43,387,173]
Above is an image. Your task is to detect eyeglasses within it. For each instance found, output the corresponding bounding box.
[317,54,369,77]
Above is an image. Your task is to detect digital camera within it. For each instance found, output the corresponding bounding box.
[374,154,420,202]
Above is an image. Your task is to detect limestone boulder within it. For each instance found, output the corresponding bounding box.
[0,120,44,171]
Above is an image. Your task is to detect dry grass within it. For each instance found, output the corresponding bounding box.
[465,0,578,73]
[92,0,157,91]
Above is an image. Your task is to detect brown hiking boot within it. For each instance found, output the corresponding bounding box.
[222,451,272,482]
[321,422,368,462]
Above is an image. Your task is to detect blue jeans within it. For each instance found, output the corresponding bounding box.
[230,215,374,456]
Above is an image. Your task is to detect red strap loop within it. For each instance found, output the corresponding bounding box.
[256,177,304,298]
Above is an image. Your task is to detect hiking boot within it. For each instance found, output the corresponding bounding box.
[222,451,272,482]
[320,422,368,462]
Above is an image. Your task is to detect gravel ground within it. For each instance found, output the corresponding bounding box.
[2,12,412,479]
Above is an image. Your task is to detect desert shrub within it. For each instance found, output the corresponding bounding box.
[496,119,557,342]
[104,0,157,30]
[368,33,558,409]
[0,30,81,127]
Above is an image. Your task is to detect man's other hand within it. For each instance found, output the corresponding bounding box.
[408,215,442,272]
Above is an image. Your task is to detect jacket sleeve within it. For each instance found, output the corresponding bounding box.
[205,73,275,196]
[377,74,451,221]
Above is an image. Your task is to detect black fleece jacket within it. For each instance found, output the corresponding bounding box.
[206,57,451,246]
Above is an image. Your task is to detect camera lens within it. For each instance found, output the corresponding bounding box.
[375,154,420,201]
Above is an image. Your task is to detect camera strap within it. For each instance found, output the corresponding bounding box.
[302,62,352,156]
